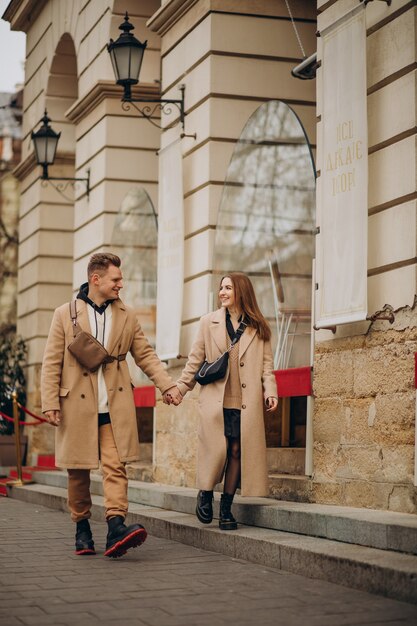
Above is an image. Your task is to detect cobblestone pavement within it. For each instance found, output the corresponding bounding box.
[1,499,417,626]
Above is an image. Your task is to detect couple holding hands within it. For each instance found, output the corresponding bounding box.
[41,253,277,558]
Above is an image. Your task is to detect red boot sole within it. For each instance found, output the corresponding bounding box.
[104,528,147,558]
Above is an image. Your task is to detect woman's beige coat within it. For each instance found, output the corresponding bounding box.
[41,298,174,469]
[177,308,277,496]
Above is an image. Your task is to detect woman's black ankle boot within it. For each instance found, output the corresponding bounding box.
[219,493,237,530]
[196,490,213,524]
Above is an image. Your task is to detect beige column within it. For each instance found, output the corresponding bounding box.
[148,0,317,487]
[8,0,161,463]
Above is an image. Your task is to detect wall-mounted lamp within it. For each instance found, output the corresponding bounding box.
[31,111,90,198]
[108,13,193,136]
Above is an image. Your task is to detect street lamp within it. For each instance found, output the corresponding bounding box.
[31,111,90,197]
[31,110,60,180]
[108,12,188,132]
[107,12,147,101]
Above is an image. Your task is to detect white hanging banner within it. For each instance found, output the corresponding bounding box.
[316,5,368,328]
[156,130,184,359]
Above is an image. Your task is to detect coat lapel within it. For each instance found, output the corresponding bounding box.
[107,299,128,355]
[210,308,227,354]
[239,325,256,359]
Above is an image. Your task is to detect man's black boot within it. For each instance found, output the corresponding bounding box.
[104,515,147,558]
[75,519,95,555]
[196,490,213,524]
[219,493,238,531]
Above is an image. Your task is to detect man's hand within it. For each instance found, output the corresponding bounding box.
[266,397,278,412]
[44,410,61,426]
[163,386,183,406]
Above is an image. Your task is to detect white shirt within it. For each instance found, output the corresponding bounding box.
[86,303,113,413]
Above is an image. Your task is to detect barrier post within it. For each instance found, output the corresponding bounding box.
[11,389,24,486]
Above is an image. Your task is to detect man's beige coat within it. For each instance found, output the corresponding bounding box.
[41,298,174,469]
[176,308,277,497]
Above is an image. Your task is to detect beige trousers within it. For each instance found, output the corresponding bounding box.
[67,422,128,522]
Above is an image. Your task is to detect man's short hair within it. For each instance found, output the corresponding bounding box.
[87,253,121,280]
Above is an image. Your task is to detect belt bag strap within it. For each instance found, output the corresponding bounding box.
[103,353,127,364]
[68,301,126,368]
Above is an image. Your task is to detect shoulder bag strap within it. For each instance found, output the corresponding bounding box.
[69,301,81,338]
[228,319,247,351]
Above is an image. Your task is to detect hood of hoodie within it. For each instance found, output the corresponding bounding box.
[76,282,113,315]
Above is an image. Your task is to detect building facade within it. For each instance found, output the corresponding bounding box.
[0,90,22,334]
[4,0,416,513]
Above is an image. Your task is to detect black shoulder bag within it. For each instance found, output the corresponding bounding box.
[194,319,246,386]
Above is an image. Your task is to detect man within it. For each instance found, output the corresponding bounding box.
[41,253,182,558]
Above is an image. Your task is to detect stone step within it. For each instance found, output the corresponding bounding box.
[31,470,417,556]
[267,447,305,475]
[7,481,417,605]
[269,473,312,502]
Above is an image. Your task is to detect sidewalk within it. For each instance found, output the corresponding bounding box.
[1,499,417,626]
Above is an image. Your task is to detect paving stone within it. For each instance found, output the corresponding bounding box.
[1,498,417,626]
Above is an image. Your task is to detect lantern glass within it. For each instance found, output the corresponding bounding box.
[33,135,47,164]
[108,13,147,87]
[45,134,59,163]
[110,41,145,84]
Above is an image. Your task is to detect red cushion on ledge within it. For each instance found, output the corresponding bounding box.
[274,367,312,398]
[133,386,156,408]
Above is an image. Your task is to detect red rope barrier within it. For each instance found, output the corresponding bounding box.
[0,407,48,426]
[18,403,48,423]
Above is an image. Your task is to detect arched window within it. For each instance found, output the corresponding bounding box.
[110,187,158,384]
[213,101,316,465]
[213,100,316,369]
[110,187,158,458]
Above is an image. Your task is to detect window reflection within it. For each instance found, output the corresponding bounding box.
[213,101,316,369]
[110,187,157,384]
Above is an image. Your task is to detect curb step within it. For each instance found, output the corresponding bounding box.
[31,470,417,556]
[8,481,417,605]
[0,462,57,497]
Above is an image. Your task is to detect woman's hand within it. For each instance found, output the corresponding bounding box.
[265,397,278,412]
[44,410,61,426]
[163,386,183,406]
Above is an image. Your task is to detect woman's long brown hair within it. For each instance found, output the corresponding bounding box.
[219,272,271,341]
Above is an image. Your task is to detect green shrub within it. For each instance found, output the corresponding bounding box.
[0,329,27,435]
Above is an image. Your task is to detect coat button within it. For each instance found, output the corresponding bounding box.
[81,394,85,399]
[242,383,246,388]
[240,362,244,367]
[242,404,246,409]
[118,387,123,391]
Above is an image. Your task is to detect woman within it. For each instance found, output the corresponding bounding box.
[175,272,278,530]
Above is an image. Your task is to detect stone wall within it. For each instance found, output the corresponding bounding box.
[313,0,417,514]
[313,305,417,513]
[154,365,199,487]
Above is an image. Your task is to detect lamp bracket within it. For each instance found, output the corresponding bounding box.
[122,98,185,130]
[121,84,193,134]
[41,167,90,200]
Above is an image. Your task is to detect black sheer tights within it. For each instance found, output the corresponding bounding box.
[224,436,241,496]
